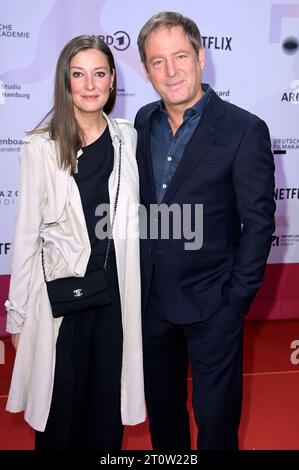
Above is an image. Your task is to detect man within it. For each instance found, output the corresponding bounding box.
[135,11,275,450]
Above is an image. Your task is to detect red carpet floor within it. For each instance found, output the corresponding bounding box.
[0,320,298,450]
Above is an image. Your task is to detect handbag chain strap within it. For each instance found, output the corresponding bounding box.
[41,244,47,283]
[41,139,122,281]
[103,139,121,270]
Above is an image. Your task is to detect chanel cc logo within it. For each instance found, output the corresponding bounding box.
[73,289,83,298]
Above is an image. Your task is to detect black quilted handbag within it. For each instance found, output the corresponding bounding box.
[41,141,121,318]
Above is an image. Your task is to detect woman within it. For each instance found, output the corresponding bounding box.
[5,35,145,450]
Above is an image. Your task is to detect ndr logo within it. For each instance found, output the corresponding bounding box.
[98,31,130,51]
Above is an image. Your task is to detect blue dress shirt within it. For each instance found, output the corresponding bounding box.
[150,84,212,202]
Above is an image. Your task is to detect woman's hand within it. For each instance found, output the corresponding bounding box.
[11,333,20,351]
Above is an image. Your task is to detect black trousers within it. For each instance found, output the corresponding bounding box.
[142,273,243,450]
[35,253,123,450]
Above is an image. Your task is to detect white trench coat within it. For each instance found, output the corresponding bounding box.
[5,114,146,431]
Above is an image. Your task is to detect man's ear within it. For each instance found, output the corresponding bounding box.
[142,62,150,81]
[198,47,205,70]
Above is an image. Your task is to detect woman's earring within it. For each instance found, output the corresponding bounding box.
[110,85,114,93]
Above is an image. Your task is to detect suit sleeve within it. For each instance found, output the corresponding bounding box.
[133,109,141,130]
[5,139,46,333]
[228,118,275,314]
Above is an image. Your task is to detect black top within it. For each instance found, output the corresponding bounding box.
[74,126,114,255]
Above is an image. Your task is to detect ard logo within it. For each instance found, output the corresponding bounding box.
[98,31,130,51]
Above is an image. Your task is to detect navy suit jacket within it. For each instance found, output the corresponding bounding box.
[135,89,275,323]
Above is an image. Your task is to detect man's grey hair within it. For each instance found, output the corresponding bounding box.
[137,11,203,64]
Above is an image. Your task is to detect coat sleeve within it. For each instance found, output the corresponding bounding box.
[5,138,46,333]
[228,118,276,314]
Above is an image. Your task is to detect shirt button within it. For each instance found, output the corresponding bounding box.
[167,156,172,161]
[162,184,167,189]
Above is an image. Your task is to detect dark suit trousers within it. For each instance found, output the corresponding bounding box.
[35,253,123,450]
[143,272,243,450]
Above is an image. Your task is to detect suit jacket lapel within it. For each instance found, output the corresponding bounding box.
[162,91,225,204]
[137,106,157,204]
